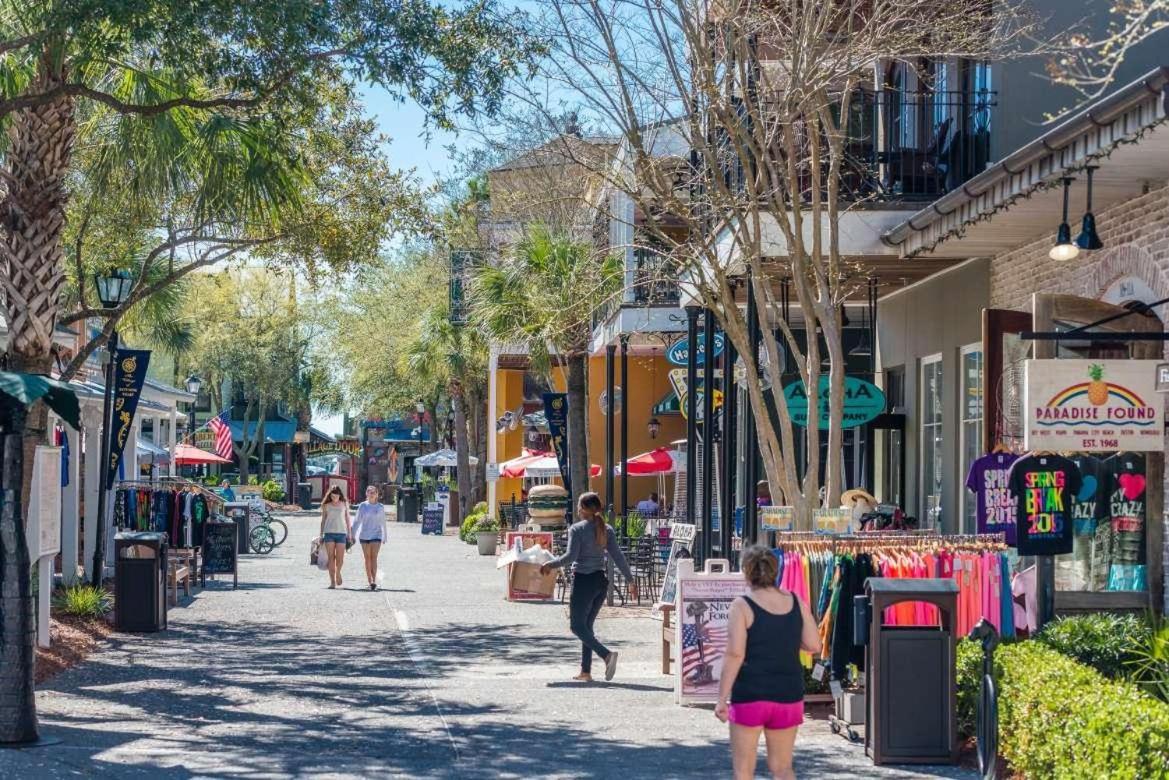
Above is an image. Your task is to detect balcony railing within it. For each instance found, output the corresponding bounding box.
[710,87,996,204]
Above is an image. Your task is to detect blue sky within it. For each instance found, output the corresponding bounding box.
[311,85,462,436]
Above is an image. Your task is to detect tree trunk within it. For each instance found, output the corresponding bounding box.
[566,353,589,503]
[0,53,77,746]
[470,383,487,505]
[0,401,37,744]
[451,382,472,522]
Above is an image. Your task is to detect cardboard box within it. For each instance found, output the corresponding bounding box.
[508,561,557,601]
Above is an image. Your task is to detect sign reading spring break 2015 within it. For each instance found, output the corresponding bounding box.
[1024,359,1164,452]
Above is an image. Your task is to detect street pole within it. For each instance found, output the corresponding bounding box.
[701,308,716,565]
[721,322,737,560]
[743,270,760,544]
[619,335,629,535]
[605,343,615,517]
[685,306,699,536]
[91,328,118,587]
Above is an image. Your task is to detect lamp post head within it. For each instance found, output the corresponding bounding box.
[647,417,661,439]
[95,269,134,309]
[185,374,203,395]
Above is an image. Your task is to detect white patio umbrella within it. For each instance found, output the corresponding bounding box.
[414,448,480,468]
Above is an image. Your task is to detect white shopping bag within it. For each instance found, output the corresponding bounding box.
[315,539,330,571]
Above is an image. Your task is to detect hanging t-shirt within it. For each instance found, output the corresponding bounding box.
[965,452,1019,544]
[1068,454,1107,536]
[1007,455,1081,556]
[1105,452,1146,565]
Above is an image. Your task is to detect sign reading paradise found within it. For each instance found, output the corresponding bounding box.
[1025,359,1163,452]
[782,376,886,430]
[105,349,151,488]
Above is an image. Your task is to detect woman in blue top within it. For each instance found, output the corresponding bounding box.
[541,492,637,682]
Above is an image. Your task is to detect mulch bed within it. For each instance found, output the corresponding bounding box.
[35,613,114,684]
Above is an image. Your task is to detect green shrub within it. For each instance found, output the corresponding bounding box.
[955,639,982,739]
[53,584,112,618]
[992,642,1169,779]
[472,515,500,534]
[1036,612,1147,679]
[625,513,647,539]
[460,511,485,543]
[261,479,286,503]
[472,501,488,515]
[1130,614,1169,704]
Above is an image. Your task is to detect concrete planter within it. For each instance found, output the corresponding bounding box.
[476,531,498,556]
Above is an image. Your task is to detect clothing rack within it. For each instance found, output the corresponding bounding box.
[772,530,1005,552]
[152,477,226,509]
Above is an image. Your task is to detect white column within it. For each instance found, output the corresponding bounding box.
[169,407,179,476]
[487,348,499,510]
[81,405,103,581]
[61,420,82,585]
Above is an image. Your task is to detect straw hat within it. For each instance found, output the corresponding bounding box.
[840,488,877,508]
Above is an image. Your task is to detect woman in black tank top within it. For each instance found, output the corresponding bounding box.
[716,546,822,780]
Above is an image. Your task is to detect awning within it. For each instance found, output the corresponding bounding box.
[136,439,170,461]
[0,371,80,429]
[229,420,297,443]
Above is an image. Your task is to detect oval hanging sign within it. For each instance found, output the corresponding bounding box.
[782,376,886,429]
[666,332,725,367]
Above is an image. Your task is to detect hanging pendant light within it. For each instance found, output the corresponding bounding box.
[1049,177,1080,262]
[1075,166,1104,251]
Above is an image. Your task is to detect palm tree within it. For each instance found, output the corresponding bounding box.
[473,225,622,500]
[406,304,488,521]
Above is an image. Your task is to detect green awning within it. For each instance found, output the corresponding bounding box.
[0,372,81,429]
[652,390,681,416]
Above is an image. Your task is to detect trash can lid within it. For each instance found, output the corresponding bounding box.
[865,577,958,594]
[114,531,167,542]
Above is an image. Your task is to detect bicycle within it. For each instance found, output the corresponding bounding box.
[249,523,276,554]
[248,500,288,547]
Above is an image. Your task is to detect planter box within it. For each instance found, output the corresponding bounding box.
[476,531,498,556]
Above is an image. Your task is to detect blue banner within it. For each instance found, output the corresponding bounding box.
[105,349,151,488]
[543,393,571,497]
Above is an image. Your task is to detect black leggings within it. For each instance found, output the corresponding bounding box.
[569,571,609,673]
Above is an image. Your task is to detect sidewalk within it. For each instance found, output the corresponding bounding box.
[0,517,977,778]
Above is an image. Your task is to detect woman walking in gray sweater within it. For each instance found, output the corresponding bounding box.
[542,492,637,682]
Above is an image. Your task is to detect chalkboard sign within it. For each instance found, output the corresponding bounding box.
[421,505,444,536]
[201,521,238,588]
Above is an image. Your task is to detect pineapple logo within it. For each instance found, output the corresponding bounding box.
[1087,364,1108,405]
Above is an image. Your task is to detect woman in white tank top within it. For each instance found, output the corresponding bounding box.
[319,486,352,588]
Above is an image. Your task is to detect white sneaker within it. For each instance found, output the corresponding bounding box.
[605,651,619,681]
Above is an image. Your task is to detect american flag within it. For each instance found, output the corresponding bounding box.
[681,622,728,682]
[208,410,234,459]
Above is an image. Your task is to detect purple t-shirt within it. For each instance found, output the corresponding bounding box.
[965,452,1019,545]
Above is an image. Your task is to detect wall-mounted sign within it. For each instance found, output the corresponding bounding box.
[598,386,622,415]
[1157,362,1169,393]
[667,332,725,367]
[1024,359,1163,452]
[782,376,886,430]
[486,463,500,482]
[668,369,724,421]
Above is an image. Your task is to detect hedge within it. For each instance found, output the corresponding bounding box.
[957,639,1169,779]
[1035,612,1147,680]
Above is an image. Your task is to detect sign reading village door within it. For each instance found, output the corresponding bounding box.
[1025,359,1164,452]
[782,376,886,429]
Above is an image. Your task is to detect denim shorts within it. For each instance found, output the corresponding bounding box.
[322,533,348,544]
[360,538,383,545]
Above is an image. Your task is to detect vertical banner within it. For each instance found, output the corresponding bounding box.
[105,349,151,488]
[543,393,571,496]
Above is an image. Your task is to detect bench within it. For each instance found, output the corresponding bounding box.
[167,549,199,606]
[657,603,675,674]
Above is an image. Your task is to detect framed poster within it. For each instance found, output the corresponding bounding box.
[759,506,794,532]
[813,508,851,534]
[675,558,748,705]
[657,540,693,607]
[26,445,62,559]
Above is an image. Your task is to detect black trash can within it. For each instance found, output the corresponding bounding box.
[224,502,251,554]
[114,532,168,632]
[297,482,312,510]
[397,486,419,523]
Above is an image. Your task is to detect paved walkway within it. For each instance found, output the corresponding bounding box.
[3,515,978,778]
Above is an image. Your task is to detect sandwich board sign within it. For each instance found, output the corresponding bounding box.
[675,558,748,705]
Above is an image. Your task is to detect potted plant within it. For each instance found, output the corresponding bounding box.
[474,516,500,556]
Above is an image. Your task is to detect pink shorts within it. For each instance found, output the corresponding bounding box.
[727,700,804,730]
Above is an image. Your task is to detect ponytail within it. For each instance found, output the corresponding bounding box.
[577,492,607,546]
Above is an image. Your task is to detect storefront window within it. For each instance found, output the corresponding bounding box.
[959,346,983,532]
[921,355,943,528]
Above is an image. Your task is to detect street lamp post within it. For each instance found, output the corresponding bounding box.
[91,269,134,587]
[184,374,202,476]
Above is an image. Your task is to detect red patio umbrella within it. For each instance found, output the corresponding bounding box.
[173,443,232,465]
[616,446,682,475]
[500,449,551,478]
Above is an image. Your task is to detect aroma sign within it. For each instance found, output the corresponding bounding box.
[1024,359,1164,452]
